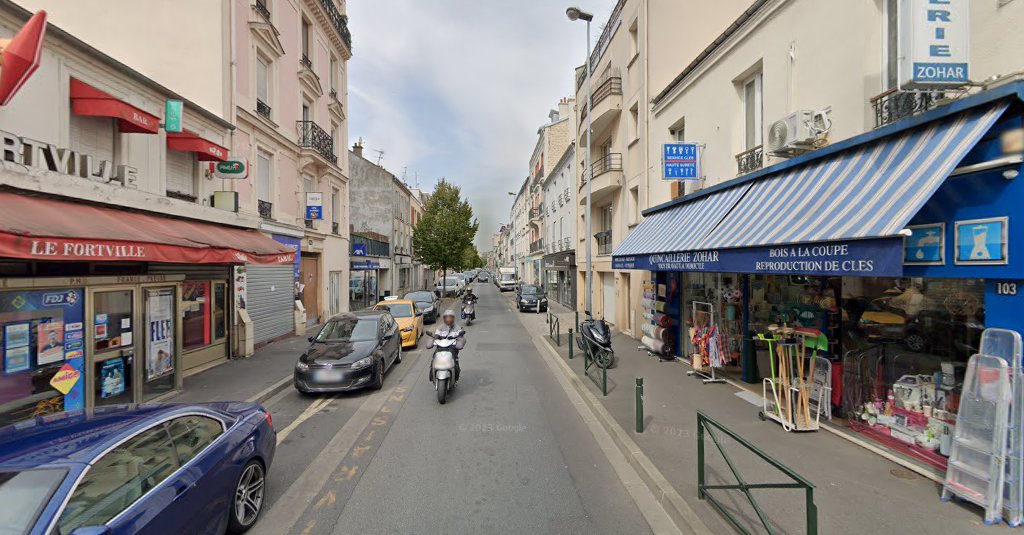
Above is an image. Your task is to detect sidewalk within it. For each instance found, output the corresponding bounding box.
[538,319,991,534]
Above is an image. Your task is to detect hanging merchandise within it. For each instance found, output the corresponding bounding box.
[686,301,725,384]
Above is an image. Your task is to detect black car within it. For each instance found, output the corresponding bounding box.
[477,271,489,282]
[517,284,548,313]
[294,311,402,394]
[405,290,441,323]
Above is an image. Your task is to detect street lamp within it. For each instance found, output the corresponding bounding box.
[567,5,594,314]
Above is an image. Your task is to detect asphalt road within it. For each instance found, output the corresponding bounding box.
[247,282,655,535]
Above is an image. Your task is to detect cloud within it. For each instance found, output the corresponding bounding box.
[347,0,616,249]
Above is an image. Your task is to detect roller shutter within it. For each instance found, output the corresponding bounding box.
[247,264,294,344]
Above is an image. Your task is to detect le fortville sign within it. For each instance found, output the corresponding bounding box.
[0,129,138,187]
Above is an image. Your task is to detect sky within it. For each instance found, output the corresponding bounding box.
[347,0,617,251]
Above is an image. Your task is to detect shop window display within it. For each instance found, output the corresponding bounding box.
[182,282,211,352]
[840,277,986,470]
[682,273,742,368]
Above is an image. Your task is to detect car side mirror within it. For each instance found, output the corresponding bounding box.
[308,336,315,342]
[382,333,394,340]
[70,527,112,535]
[415,311,423,317]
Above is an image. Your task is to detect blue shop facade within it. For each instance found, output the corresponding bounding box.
[614,82,1024,471]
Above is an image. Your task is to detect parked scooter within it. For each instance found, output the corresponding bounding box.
[461,295,477,325]
[577,310,614,368]
[425,329,464,404]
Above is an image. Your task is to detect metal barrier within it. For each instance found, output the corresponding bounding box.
[583,337,609,396]
[697,411,818,535]
[547,313,561,346]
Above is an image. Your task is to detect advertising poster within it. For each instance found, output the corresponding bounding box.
[101,358,125,398]
[36,321,65,365]
[234,265,248,311]
[4,346,29,374]
[146,288,175,381]
[4,322,29,349]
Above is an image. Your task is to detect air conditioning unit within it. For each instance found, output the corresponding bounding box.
[767,109,832,157]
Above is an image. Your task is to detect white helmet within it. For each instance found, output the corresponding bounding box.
[442,309,456,319]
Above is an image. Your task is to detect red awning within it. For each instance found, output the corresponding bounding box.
[70,78,160,134]
[167,130,228,161]
[0,193,293,265]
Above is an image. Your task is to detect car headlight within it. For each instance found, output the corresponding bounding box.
[521,298,529,303]
[351,356,373,369]
[402,325,413,332]
[296,361,309,371]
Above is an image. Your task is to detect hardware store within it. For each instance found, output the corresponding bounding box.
[614,84,1024,471]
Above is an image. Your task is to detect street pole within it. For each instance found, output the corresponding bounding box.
[584,18,593,314]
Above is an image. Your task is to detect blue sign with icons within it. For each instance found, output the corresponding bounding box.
[663,142,700,180]
[955,217,1008,265]
[904,223,944,265]
[352,243,367,257]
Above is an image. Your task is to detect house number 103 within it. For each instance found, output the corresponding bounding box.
[996,282,1018,296]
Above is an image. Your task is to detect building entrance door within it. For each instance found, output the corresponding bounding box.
[89,287,136,407]
[301,255,320,324]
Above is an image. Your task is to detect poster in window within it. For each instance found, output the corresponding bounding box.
[4,322,30,349]
[3,345,29,374]
[146,288,175,381]
[36,321,65,365]
[101,357,125,398]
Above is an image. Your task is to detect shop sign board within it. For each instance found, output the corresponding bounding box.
[0,129,139,188]
[272,235,302,280]
[164,99,183,133]
[612,238,904,277]
[954,216,1008,265]
[662,142,701,181]
[49,363,80,395]
[904,223,945,265]
[233,265,247,311]
[899,0,969,87]
[213,158,248,179]
[305,192,323,220]
[352,259,380,270]
[352,243,367,257]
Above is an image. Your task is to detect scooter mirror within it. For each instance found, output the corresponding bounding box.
[584,310,592,317]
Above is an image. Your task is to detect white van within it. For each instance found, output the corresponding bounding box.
[497,268,517,292]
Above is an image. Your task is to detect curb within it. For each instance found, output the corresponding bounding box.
[535,336,712,535]
[246,375,293,405]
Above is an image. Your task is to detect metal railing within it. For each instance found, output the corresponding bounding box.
[697,411,818,535]
[257,199,273,220]
[580,77,623,123]
[254,0,271,22]
[319,0,352,51]
[735,145,763,175]
[332,221,340,234]
[582,333,609,396]
[580,153,623,190]
[300,54,313,70]
[870,88,947,129]
[547,313,561,346]
[330,88,338,101]
[256,99,271,120]
[305,219,315,229]
[530,238,544,254]
[296,120,337,164]
[596,231,612,255]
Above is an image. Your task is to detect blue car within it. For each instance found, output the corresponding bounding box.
[0,403,275,535]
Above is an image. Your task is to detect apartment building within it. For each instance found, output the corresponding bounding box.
[572,0,750,334]
[24,0,354,343]
[542,142,577,309]
[523,100,574,285]
[392,177,415,296]
[510,179,530,281]
[409,187,431,290]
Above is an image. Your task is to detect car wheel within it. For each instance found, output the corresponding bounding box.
[228,460,266,534]
[395,344,403,364]
[370,359,384,390]
[905,332,926,352]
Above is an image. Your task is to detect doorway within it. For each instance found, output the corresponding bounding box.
[89,287,136,407]
[301,254,320,324]
[602,272,616,324]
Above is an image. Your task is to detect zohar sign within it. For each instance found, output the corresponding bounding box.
[899,0,969,87]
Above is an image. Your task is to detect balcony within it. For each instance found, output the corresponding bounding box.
[256,99,272,120]
[579,153,623,206]
[328,88,345,121]
[318,0,352,53]
[254,0,271,22]
[596,231,613,256]
[297,56,323,97]
[258,199,273,220]
[735,145,763,175]
[530,238,544,254]
[300,54,313,70]
[579,75,622,135]
[871,88,950,129]
[296,120,337,164]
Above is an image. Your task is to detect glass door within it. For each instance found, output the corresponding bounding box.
[90,288,135,407]
[143,287,177,401]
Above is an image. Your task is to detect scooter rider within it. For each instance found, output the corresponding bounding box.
[433,310,465,381]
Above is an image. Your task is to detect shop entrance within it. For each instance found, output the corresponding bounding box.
[301,255,320,325]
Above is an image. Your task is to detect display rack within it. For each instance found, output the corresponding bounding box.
[640,280,675,359]
[758,330,831,432]
[687,301,725,384]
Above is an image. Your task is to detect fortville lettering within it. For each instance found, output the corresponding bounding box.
[0,129,138,187]
[30,240,147,258]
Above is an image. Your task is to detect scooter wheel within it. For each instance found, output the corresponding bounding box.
[758,411,766,421]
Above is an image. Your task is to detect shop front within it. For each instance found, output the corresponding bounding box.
[614,87,1024,473]
[350,259,380,310]
[542,251,576,309]
[0,194,293,424]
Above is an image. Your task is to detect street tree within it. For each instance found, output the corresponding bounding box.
[413,178,478,297]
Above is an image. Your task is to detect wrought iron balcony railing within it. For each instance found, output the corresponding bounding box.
[735,145,763,175]
[870,88,947,129]
[256,99,271,120]
[296,120,337,164]
[330,88,338,101]
[596,231,613,256]
[319,0,352,51]
[300,54,313,70]
[258,199,273,220]
[304,219,315,230]
[254,0,271,22]
[580,153,623,189]
[579,76,622,123]
[530,239,544,254]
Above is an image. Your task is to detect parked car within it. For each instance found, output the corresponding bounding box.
[295,310,403,393]
[0,402,275,535]
[404,290,441,323]
[434,276,464,297]
[373,297,424,349]
[517,284,548,313]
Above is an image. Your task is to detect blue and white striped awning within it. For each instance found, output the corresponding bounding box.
[612,183,751,256]
[613,102,1007,260]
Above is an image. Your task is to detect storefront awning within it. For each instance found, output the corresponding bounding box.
[0,193,294,265]
[70,78,160,134]
[613,101,1008,275]
[167,130,228,161]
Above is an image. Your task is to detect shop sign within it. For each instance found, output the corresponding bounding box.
[352,259,380,270]
[904,223,945,265]
[305,192,323,220]
[352,243,367,256]
[612,238,904,277]
[0,129,139,187]
[272,235,301,280]
[213,158,248,179]
[49,363,80,395]
[662,142,701,181]
[899,0,969,87]
[164,99,183,133]
[954,217,1008,265]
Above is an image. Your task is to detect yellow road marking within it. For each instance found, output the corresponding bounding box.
[300,520,317,535]
[335,464,359,481]
[313,490,336,510]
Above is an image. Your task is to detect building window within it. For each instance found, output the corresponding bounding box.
[302,98,312,123]
[182,281,211,351]
[330,54,338,93]
[256,150,272,219]
[332,188,339,224]
[301,17,311,64]
[670,117,685,141]
[256,56,271,118]
[69,112,116,164]
[629,102,639,143]
[166,149,198,201]
[304,173,315,194]
[331,122,338,157]
[742,71,763,150]
[884,0,898,90]
[629,186,640,226]
[600,205,612,232]
[628,17,639,60]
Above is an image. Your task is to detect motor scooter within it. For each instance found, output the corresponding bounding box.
[577,310,614,368]
[426,329,463,404]
[461,296,477,325]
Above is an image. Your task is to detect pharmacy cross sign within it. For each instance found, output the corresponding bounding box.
[663,142,700,181]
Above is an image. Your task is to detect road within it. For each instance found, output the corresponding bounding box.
[246,282,659,535]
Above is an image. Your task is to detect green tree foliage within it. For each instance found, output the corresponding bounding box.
[413,179,479,288]
[462,246,486,270]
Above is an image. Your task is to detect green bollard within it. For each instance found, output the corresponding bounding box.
[636,377,644,433]
[568,328,574,359]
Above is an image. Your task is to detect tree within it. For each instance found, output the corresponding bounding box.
[412,179,479,296]
[461,246,485,270]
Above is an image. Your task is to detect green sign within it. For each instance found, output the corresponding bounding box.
[214,158,248,179]
[164,99,183,133]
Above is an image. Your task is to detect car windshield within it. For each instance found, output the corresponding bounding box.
[0,468,66,534]
[521,285,541,295]
[405,291,433,303]
[315,318,378,342]
[501,274,515,281]
[376,303,414,317]
[439,277,460,285]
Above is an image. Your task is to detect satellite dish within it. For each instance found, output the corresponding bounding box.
[0,10,47,106]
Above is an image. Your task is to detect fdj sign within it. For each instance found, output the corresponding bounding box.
[305,192,323,220]
[899,0,969,87]
[663,143,700,181]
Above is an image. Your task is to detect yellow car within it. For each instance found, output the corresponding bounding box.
[373,298,423,349]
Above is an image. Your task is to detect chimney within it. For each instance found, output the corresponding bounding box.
[352,138,364,158]
[558,97,572,121]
